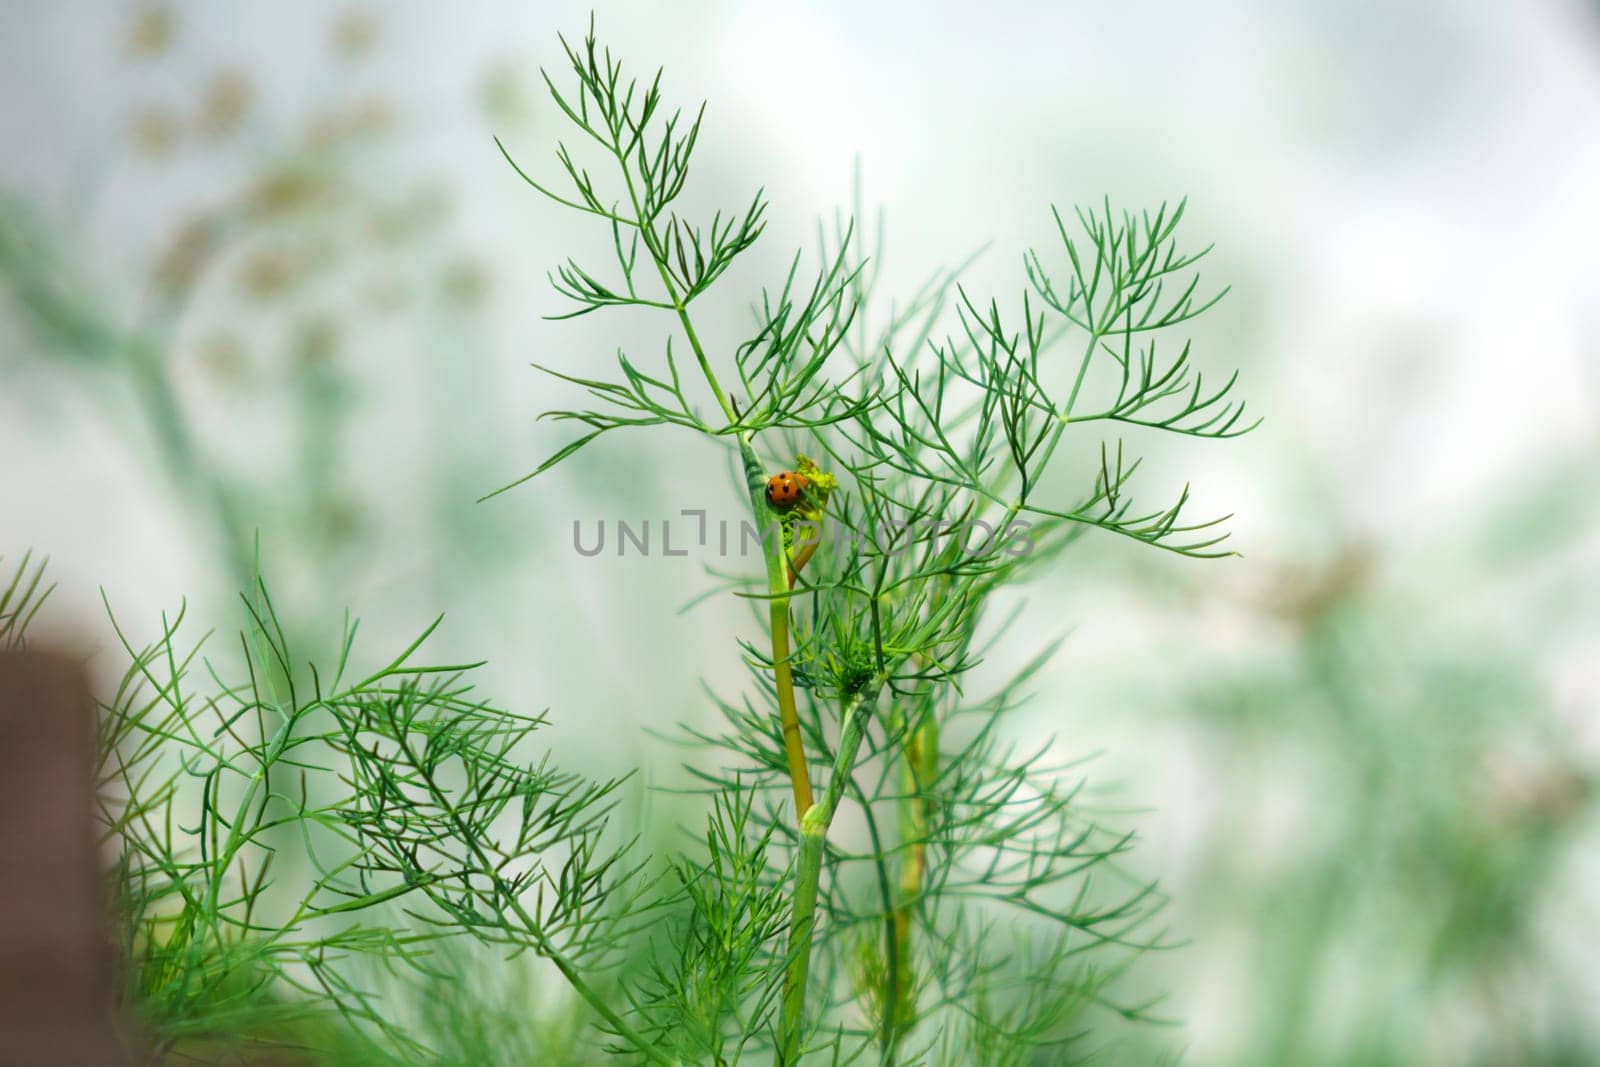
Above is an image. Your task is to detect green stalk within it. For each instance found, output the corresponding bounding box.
[850,783,901,1065]
[738,439,815,817]
[609,132,814,819]
[612,131,736,428]
[609,114,828,1049]
[616,136,815,820]
[780,680,881,1063]
[886,710,937,1059]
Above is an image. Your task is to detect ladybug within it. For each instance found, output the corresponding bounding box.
[765,470,809,510]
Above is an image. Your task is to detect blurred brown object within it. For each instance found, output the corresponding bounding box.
[1260,540,1376,629]
[329,8,379,59]
[196,70,253,140]
[130,108,182,158]
[0,651,126,1065]
[124,6,175,60]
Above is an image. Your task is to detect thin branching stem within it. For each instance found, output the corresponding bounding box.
[781,679,883,1061]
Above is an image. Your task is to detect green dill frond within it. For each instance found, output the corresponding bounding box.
[95,578,665,1062]
[0,549,54,648]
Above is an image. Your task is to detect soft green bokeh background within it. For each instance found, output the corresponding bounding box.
[4,2,1598,1063]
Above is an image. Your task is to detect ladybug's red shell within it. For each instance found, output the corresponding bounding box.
[765,470,809,509]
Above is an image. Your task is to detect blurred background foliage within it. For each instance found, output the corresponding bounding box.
[3,2,1599,1064]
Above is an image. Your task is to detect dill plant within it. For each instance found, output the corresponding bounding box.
[12,18,1257,1066]
[91,584,665,1061]
[0,550,53,650]
[479,20,1255,1065]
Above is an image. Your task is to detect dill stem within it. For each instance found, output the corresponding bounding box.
[620,146,814,825]
[769,594,814,813]
[852,783,901,1066]
[738,440,814,817]
[675,303,736,424]
[611,131,737,428]
[649,274,813,820]
[886,712,936,1058]
[781,682,879,1063]
[606,116,813,820]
